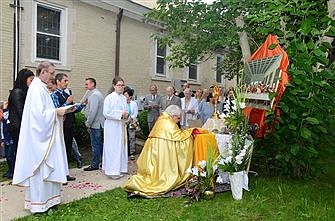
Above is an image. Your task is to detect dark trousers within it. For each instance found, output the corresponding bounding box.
[64,126,81,162]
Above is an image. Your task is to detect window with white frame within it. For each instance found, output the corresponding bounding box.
[35,2,65,62]
[156,41,166,75]
[216,55,222,83]
[188,63,197,80]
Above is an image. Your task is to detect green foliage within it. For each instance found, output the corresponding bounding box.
[146,0,244,77]
[149,0,335,178]
[73,112,90,146]
[137,110,149,138]
[246,0,335,178]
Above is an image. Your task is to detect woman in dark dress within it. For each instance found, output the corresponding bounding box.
[5,69,34,178]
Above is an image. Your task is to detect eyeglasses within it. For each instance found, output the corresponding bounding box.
[115,84,125,87]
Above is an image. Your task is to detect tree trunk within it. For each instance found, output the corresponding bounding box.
[235,15,251,63]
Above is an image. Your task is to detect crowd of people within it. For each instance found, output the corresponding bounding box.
[0,61,237,213]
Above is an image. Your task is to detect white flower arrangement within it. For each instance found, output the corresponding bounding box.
[218,85,254,173]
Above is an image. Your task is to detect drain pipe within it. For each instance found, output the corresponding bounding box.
[115,8,123,77]
[10,0,22,85]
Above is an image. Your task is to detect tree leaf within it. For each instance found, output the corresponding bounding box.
[300,127,311,139]
[268,43,278,50]
[305,117,320,125]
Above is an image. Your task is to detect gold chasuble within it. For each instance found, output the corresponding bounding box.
[123,112,194,197]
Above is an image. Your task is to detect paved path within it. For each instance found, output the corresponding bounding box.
[0,160,137,221]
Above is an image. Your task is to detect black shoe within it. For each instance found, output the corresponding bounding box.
[2,172,9,178]
[66,175,76,181]
[3,172,13,179]
[76,159,83,168]
[84,166,99,171]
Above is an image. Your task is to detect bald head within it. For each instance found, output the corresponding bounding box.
[166,86,174,97]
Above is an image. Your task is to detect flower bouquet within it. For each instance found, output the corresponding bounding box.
[218,85,254,199]
[186,148,218,200]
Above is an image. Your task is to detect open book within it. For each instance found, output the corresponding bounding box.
[57,103,81,114]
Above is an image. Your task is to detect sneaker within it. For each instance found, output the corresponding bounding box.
[84,166,99,171]
[130,155,135,161]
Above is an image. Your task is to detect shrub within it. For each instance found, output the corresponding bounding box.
[138,110,149,138]
[73,112,90,146]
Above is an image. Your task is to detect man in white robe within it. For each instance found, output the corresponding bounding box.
[13,61,69,213]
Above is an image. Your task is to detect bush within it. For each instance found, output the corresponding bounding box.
[73,112,90,146]
[138,110,149,138]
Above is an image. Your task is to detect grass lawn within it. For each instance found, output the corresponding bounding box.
[3,140,334,220]
[12,160,335,221]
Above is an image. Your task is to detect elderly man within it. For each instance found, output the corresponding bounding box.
[160,85,181,112]
[143,84,162,131]
[13,61,70,213]
[123,105,194,197]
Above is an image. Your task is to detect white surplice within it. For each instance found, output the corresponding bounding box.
[12,77,68,213]
[102,92,128,176]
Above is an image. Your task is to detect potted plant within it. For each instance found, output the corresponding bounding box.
[218,86,254,200]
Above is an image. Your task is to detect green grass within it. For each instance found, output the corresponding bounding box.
[13,171,335,221]
[5,142,334,220]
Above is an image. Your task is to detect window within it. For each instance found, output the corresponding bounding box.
[188,63,197,80]
[216,56,222,83]
[35,2,65,62]
[156,41,166,75]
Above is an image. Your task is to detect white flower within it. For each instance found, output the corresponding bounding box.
[225,156,232,164]
[235,155,243,164]
[213,164,218,171]
[218,158,225,165]
[219,113,226,119]
[191,167,199,176]
[240,102,246,109]
[200,171,207,177]
[198,160,207,169]
[216,175,224,184]
[239,149,246,157]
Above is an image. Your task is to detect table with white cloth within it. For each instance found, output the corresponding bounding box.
[202,118,226,132]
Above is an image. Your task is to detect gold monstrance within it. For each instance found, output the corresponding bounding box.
[211,84,221,119]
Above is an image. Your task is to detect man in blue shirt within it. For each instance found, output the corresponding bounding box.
[51,73,86,181]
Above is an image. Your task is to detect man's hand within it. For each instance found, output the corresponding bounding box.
[66,95,74,104]
[122,111,129,120]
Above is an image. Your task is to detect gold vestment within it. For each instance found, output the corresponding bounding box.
[123,112,194,197]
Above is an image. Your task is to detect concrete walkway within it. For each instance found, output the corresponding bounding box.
[0,160,137,221]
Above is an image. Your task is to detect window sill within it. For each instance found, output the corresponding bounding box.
[26,62,72,71]
[151,75,172,82]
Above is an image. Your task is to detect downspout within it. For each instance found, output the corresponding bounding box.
[10,0,22,86]
[115,8,123,77]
